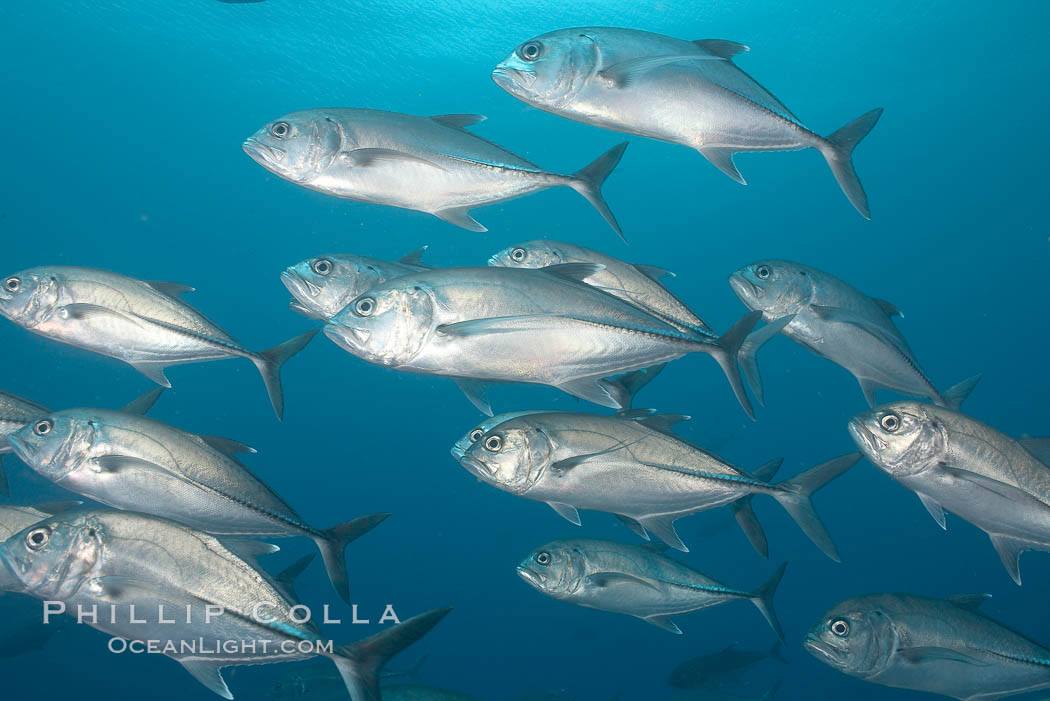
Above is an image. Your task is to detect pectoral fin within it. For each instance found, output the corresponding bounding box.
[344,148,447,171]
[598,55,720,88]
[180,659,234,700]
[643,614,683,634]
[897,646,990,666]
[547,502,581,526]
[917,492,947,529]
[94,455,166,473]
[62,303,141,325]
[586,571,661,591]
[809,305,907,352]
[453,378,496,416]
[433,206,486,232]
[92,575,169,602]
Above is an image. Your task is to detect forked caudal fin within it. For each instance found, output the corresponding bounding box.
[770,453,861,561]
[708,310,763,421]
[566,142,629,241]
[312,513,390,604]
[249,329,318,420]
[331,607,452,701]
[818,107,883,219]
[749,562,788,641]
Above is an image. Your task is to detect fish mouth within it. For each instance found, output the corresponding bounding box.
[323,323,370,352]
[243,138,285,165]
[458,454,496,481]
[847,419,880,458]
[6,433,30,461]
[487,255,506,267]
[280,270,321,299]
[728,273,762,303]
[803,635,846,668]
[491,66,535,91]
[516,565,542,587]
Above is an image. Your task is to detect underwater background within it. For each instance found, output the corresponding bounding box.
[2,1,1049,699]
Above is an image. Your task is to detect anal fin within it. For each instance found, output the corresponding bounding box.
[698,147,746,185]
[433,207,486,232]
[639,515,687,552]
[180,659,234,700]
[917,492,947,529]
[547,502,581,526]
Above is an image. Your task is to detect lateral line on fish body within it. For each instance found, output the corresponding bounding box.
[975,646,1050,668]
[439,153,549,176]
[126,312,253,359]
[543,315,716,347]
[701,81,813,148]
[637,461,769,489]
[640,573,751,598]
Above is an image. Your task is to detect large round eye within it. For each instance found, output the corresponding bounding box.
[354,297,375,317]
[880,413,900,432]
[518,41,542,62]
[756,265,771,280]
[25,526,50,551]
[535,552,551,566]
[270,122,290,138]
[33,419,53,436]
[484,435,502,452]
[312,259,333,276]
[3,276,20,293]
[469,428,484,443]
[511,247,527,262]
[830,618,850,637]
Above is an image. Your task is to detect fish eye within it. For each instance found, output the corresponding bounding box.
[3,276,20,292]
[756,265,771,280]
[33,419,54,436]
[312,258,333,276]
[511,247,527,262]
[270,122,290,139]
[880,413,901,432]
[25,526,50,551]
[518,41,542,62]
[484,435,503,452]
[354,297,375,317]
[830,618,850,637]
[469,429,484,443]
[535,551,551,566]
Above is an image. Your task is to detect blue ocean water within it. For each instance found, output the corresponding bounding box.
[2,1,1048,700]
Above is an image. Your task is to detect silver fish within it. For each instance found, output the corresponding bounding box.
[488,239,713,335]
[0,509,450,700]
[730,259,980,408]
[0,267,317,419]
[282,248,430,321]
[492,28,882,218]
[0,502,81,591]
[849,401,1050,585]
[805,592,1050,700]
[452,409,858,560]
[7,406,388,603]
[517,538,786,637]
[243,109,627,236]
[0,391,49,456]
[324,265,761,418]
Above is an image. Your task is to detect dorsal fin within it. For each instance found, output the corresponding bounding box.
[121,388,164,416]
[431,114,486,129]
[398,246,428,266]
[692,39,750,59]
[146,281,195,297]
[539,262,604,282]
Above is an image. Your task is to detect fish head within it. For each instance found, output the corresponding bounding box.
[848,401,946,477]
[7,410,96,482]
[493,31,597,109]
[729,260,813,318]
[282,254,387,321]
[323,282,434,367]
[243,111,343,184]
[804,597,898,678]
[488,240,565,269]
[0,512,103,601]
[0,268,61,329]
[516,540,584,599]
[455,416,553,494]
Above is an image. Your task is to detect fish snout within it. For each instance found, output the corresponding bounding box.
[491,65,535,91]
[516,565,542,587]
[243,138,285,165]
[728,272,762,303]
[846,418,880,458]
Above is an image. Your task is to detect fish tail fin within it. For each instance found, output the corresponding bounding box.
[331,607,451,701]
[819,107,883,219]
[771,453,861,561]
[708,310,763,421]
[938,374,982,411]
[0,454,8,497]
[567,142,628,240]
[749,562,787,641]
[737,315,793,406]
[313,513,390,604]
[251,329,318,420]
